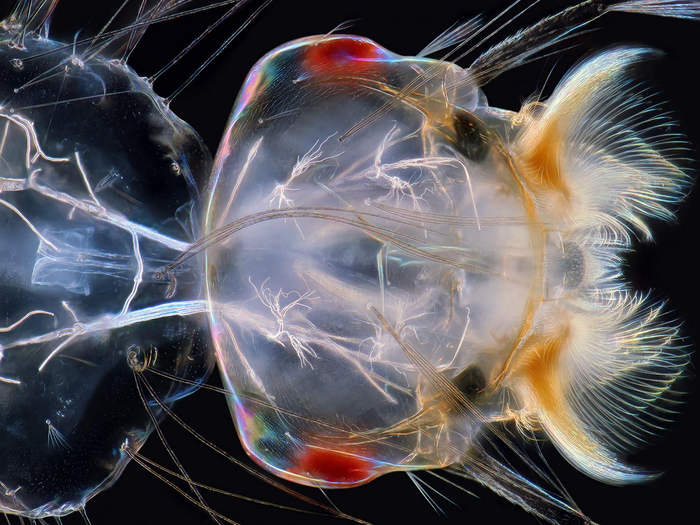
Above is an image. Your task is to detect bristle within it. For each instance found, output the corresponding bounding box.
[562,294,688,456]
[466,0,700,86]
[455,445,586,525]
[2,0,60,44]
[468,0,607,86]
[514,292,687,484]
[511,45,691,485]
[514,46,691,243]
[418,16,482,58]
[612,0,700,20]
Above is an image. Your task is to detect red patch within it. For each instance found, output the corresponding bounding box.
[304,38,384,72]
[296,447,376,484]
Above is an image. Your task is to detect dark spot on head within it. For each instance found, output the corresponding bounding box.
[453,365,486,398]
[453,110,490,162]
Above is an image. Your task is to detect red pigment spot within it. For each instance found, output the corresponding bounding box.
[295,448,376,485]
[304,38,384,72]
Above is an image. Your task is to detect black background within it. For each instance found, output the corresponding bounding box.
[2,1,699,524]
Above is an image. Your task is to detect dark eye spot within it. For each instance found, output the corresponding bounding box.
[453,365,486,398]
[453,110,490,162]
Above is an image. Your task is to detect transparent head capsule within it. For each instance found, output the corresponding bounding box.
[205,35,537,487]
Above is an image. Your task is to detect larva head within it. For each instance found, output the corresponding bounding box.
[207,31,690,493]
[205,35,542,487]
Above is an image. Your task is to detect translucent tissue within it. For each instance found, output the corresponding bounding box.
[0,22,212,518]
[206,31,689,506]
[206,35,540,487]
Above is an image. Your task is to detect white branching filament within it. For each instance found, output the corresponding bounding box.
[0,112,191,252]
[61,301,80,323]
[0,196,60,251]
[1,113,70,169]
[249,277,319,367]
[364,125,481,228]
[0,301,208,373]
[0,110,196,360]
[0,310,55,385]
[367,124,429,211]
[0,309,54,333]
[120,227,144,317]
[267,133,343,238]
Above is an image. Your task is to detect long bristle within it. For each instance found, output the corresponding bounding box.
[510,45,691,485]
[612,0,700,20]
[514,46,691,243]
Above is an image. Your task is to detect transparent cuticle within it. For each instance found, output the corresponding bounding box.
[0,1,695,523]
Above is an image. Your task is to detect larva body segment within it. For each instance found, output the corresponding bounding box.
[0,2,213,518]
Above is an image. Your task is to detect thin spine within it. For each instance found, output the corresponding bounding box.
[132,368,371,524]
[150,0,247,84]
[166,0,270,103]
[17,0,243,64]
[338,0,536,142]
[133,371,225,525]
